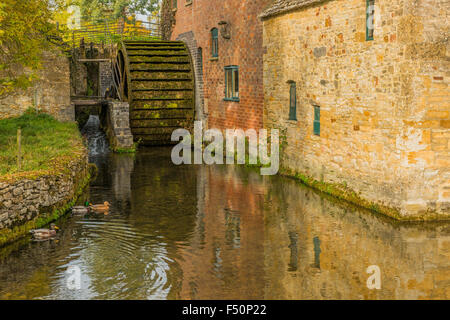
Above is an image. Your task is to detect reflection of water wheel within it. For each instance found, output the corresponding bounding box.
[114,41,195,145]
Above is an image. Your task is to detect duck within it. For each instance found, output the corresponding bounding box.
[30,224,59,240]
[89,201,110,214]
[72,205,90,215]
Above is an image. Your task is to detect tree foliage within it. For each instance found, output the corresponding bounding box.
[0,0,61,98]
[72,0,160,22]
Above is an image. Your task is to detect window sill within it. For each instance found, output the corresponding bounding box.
[210,57,218,61]
[172,8,177,13]
[224,98,240,102]
[185,1,193,6]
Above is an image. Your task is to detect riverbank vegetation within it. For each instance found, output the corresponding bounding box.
[0,110,84,178]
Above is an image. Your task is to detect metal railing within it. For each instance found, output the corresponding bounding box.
[67,18,161,49]
[67,18,161,101]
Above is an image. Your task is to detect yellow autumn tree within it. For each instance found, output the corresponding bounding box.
[0,0,63,98]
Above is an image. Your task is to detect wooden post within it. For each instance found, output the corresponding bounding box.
[17,127,21,171]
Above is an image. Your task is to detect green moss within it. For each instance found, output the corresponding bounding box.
[113,143,138,154]
[280,167,449,222]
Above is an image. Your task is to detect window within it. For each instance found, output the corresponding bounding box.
[288,82,297,120]
[366,0,375,41]
[172,0,177,9]
[211,28,219,57]
[313,106,320,136]
[225,66,239,101]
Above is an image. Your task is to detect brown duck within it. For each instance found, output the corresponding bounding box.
[30,224,59,240]
[89,201,110,214]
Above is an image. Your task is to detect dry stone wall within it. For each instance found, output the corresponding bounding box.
[0,153,89,231]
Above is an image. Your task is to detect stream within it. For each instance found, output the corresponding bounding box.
[0,119,448,300]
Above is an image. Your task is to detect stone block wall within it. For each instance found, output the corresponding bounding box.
[100,61,113,98]
[0,153,88,231]
[169,0,271,131]
[0,50,73,122]
[101,101,134,151]
[262,0,449,219]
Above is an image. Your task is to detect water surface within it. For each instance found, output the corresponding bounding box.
[0,148,448,299]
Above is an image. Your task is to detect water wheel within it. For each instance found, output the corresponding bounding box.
[114,40,195,145]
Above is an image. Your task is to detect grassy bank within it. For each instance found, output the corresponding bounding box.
[0,110,91,247]
[0,110,83,179]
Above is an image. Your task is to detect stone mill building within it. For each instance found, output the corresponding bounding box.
[162,0,449,220]
[260,0,449,219]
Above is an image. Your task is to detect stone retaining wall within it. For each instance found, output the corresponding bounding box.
[0,152,89,244]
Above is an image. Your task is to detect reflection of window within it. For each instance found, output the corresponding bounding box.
[225,66,239,101]
[313,236,321,269]
[313,105,320,136]
[211,28,219,57]
[288,81,297,120]
[288,231,298,272]
[366,0,375,41]
[225,209,241,249]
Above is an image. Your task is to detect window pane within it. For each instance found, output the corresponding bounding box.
[212,29,219,57]
[367,0,375,39]
[289,83,296,120]
[314,106,320,120]
[234,69,239,98]
[226,70,232,98]
[314,106,320,136]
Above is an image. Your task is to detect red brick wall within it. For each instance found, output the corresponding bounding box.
[170,0,269,130]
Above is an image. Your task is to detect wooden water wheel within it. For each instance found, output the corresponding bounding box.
[114,40,195,145]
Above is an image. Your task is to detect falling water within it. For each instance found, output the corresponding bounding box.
[81,115,109,156]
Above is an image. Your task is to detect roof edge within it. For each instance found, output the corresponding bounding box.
[259,0,329,20]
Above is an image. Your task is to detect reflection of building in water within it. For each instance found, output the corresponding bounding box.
[175,165,449,300]
[110,154,134,210]
[264,177,450,300]
[177,165,266,299]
